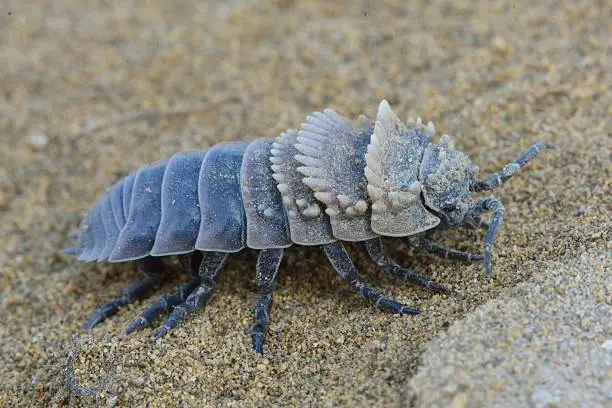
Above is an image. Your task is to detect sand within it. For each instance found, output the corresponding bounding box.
[0,0,610,407]
[410,245,611,408]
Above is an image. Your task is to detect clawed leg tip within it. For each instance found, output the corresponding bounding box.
[251,330,266,354]
[428,282,450,293]
[83,316,102,332]
[482,265,495,277]
[125,319,146,336]
[400,307,420,315]
[151,327,169,342]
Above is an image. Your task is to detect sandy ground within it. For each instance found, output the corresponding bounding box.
[410,244,611,407]
[0,0,610,407]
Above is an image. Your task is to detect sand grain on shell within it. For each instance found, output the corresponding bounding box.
[0,0,610,407]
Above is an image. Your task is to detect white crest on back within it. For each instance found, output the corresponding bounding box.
[295,109,376,241]
[269,130,336,246]
[364,100,440,236]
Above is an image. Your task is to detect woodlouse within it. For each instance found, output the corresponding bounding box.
[65,100,553,353]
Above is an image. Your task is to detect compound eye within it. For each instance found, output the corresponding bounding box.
[441,202,456,212]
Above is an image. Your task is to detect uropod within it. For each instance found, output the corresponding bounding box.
[64,100,553,353]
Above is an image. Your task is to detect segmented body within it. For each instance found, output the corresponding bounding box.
[68,99,553,353]
[76,101,445,261]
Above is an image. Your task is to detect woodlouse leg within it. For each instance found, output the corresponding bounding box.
[124,276,201,335]
[475,198,505,275]
[83,257,165,331]
[125,252,204,334]
[152,252,228,341]
[178,251,204,276]
[470,141,555,192]
[322,242,420,315]
[408,237,484,262]
[252,248,283,354]
[364,238,448,293]
[461,215,489,230]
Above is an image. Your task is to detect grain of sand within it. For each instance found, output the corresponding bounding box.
[0,1,610,407]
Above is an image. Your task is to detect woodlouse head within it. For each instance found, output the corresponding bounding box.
[418,135,476,225]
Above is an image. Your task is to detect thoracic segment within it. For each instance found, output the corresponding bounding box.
[240,140,292,249]
[295,109,376,241]
[195,142,249,253]
[270,129,336,245]
[151,150,207,256]
[364,100,441,236]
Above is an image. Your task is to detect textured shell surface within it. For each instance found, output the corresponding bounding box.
[271,129,336,246]
[365,100,440,236]
[240,139,292,249]
[419,137,474,224]
[296,110,376,241]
